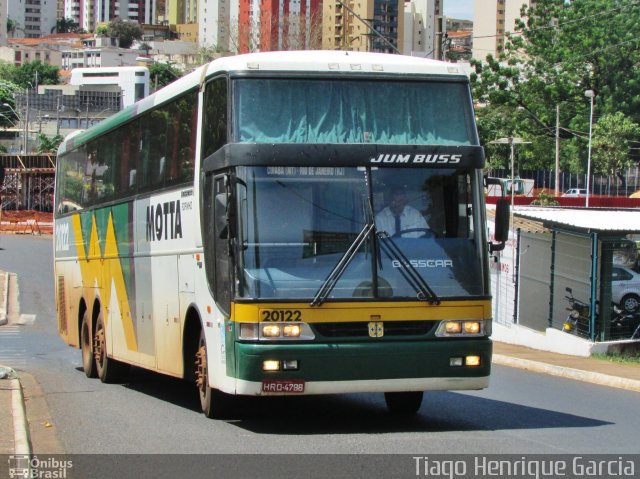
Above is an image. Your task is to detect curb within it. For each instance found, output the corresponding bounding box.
[493,354,640,393]
[11,377,32,456]
[0,271,7,326]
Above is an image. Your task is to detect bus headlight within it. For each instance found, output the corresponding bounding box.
[262,324,281,337]
[238,322,315,341]
[436,319,490,337]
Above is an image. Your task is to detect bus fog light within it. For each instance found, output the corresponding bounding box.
[263,360,280,371]
[445,321,462,334]
[283,360,298,370]
[464,321,481,334]
[283,324,302,337]
[262,324,281,337]
[465,356,481,367]
[450,357,463,367]
[239,323,259,340]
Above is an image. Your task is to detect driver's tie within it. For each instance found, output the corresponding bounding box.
[394,214,401,236]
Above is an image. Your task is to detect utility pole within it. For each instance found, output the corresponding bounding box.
[24,89,30,154]
[555,104,560,196]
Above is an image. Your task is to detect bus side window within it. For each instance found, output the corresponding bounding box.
[202,78,227,159]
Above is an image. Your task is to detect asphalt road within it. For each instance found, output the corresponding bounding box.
[2,234,640,457]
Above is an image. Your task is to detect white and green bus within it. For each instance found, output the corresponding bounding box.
[54,51,508,418]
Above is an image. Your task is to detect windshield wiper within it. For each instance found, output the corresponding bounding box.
[376,231,440,304]
[310,221,375,307]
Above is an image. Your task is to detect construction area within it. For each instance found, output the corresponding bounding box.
[0,154,54,235]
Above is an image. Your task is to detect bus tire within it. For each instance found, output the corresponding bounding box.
[196,329,234,419]
[384,391,423,414]
[94,311,129,383]
[81,310,97,378]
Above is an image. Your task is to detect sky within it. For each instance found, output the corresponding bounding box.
[443,0,474,20]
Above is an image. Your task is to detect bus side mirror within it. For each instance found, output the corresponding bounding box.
[490,199,510,252]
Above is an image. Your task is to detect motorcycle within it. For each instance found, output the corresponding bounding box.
[563,287,591,337]
[564,287,640,340]
[611,306,640,340]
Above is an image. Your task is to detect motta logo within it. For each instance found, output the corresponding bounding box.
[146,200,183,241]
[370,153,462,164]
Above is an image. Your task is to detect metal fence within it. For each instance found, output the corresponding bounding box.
[486,166,640,196]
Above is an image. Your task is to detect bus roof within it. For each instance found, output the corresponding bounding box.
[58,51,467,156]
[205,50,465,77]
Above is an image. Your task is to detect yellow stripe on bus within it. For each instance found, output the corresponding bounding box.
[72,213,139,352]
[231,300,491,324]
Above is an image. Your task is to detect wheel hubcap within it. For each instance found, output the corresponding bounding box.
[94,326,105,365]
[196,342,207,394]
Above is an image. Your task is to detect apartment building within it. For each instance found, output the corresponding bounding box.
[403,0,441,59]
[167,0,198,24]
[238,0,321,53]
[8,0,58,38]
[0,0,7,46]
[472,0,534,61]
[199,0,239,50]
[322,0,404,53]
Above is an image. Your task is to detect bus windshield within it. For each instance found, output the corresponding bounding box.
[235,166,484,301]
[234,78,475,145]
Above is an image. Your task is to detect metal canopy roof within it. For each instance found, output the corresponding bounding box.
[513,207,640,234]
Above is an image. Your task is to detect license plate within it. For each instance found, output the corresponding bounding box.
[262,379,305,393]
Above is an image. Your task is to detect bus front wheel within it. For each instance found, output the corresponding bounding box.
[196,329,233,419]
[93,312,129,383]
[80,310,97,378]
[384,391,424,414]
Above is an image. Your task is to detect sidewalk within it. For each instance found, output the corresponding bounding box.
[1,267,640,457]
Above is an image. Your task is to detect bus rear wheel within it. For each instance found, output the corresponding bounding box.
[80,310,97,378]
[195,329,233,419]
[93,312,129,383]
[384,391,423,414]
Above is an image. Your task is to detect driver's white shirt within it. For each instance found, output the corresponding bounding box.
[375,206,428,238]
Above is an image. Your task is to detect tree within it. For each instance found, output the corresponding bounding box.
[35,133,64,154]
[149,62,183,91]
[12,61,60,89]
[107,18,143,49]
[138,42,152,56]
[52,18,78,34]
[0,79,21,129]
[591,112,640,180]
[471,0,640,174]
[7,18,18,36]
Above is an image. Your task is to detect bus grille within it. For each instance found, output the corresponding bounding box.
[314,321,436,338]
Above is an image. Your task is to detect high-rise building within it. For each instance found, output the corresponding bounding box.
[238,0,321,53]
[322,0,405,53]
[199,0,240,51]
[0,0,7,45]
[8,0,57,38]
[472,0,534,61]
[64,1,93,32]
[167,0,198,24]
[403,0,442,59]
[64,0,157,32]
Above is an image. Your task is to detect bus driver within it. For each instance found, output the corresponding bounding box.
[375,187,429,238]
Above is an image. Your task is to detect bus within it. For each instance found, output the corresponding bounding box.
[54,51,508,418]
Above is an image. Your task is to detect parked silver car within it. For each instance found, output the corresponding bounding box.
[562,188,588,197]
[612,266,640,312]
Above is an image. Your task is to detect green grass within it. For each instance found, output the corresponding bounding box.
[592,353,640,365]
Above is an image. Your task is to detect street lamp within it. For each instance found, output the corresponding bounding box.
[584,89,595,207]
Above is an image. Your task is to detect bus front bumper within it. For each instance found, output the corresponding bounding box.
[232,338,492,396]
